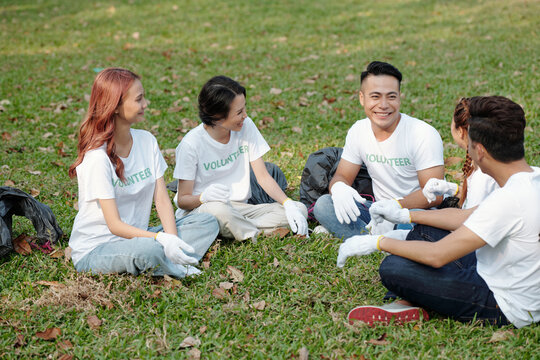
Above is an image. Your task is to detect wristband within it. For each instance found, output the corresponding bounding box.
[199,194,204,204]
[154,231,160,240]
[394,198,403,208]
[282,198,292,205]
[453,185,459,196]
[376,235,384,251]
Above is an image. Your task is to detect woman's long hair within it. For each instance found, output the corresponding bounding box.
[68,68,139,182]
[453,98,474,208]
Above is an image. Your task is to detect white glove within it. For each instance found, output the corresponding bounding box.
[337,235,381,267]
[155,232,198,266]
[422,178,459,203]
[369,199,411,224]
[200,183,230,203]
[331,182,366,224]
[283,199,308,236]
[366,218,395,235]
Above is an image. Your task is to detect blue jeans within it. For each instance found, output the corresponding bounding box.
[379,224,509,326]
[75,213,219,278]
[313,194,412,239]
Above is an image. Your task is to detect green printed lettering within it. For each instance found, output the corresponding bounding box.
[204,163,211,171]
[404,158,411,165]
[145,168,151,177]
[139,171,146,180]
[398,158,405,166]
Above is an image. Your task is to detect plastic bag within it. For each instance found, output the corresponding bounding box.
[0,187,63,257]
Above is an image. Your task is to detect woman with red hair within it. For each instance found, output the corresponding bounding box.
[68,68,218,278]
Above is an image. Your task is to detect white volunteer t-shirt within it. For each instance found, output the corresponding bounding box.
[341,113,444,201]
[173,117,270,216]
[462,168,498,209]
[464,167,540,328]
[69,129,167,265]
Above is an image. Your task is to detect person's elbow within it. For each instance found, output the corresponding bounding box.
[423,251,450,268]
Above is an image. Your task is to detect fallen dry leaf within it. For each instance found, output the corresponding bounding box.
[487,329,514,343]
[243,290,250,302]
[365,333,390,345]
[13,333,25,348]
[64,247,72,264]
[13,234,32,255]
[36,327,61,341]
[273,257,280,267]
[219,282,234,290]
[188,348,201,360]
[49,249,64,259]
[2,132,11,140]
[269,227,290,238]
[291,126,302,134]
[179,336,201,348]
[30,188,40,197]
[35,280,66,288]
[28,170,42,175]
[58,354,73,360]
[345,74,355,82]
[212,287,227,299]
[227,266,244,282]
[252,300,266,311]
[87,315,102,329]
[299,346,309,360]
[445,156,463,166]
[57,339,73,350]
[4,179,15,186]
[269,88,282,95]
[199,326,207,334]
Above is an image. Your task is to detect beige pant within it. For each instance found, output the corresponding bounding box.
[190,201,307,241]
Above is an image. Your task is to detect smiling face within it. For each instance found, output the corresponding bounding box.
[116,79,147,125]
[215,94,247,132]
[359,74,401,135]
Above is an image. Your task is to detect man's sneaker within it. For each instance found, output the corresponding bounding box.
[347,302,429,326]
[313,225,330,234]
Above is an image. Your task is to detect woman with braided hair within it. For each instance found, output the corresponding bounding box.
[421,97,498,210]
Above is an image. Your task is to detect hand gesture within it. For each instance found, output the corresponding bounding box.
[337,235,380,267]
[369,199,411,224]
[331,182,366,224]
[283,199,308,236]
[155,232,198,266]
[422,178,459,203]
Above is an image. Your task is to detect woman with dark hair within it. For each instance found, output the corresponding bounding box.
[339,96,540,328]
[173,75,308,241]
[69,68,219,278]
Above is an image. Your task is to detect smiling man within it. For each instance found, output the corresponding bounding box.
[313,61,444,238]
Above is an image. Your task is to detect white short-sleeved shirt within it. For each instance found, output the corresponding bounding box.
[341,113,444,201]
[69,129,167,265]
[464,167,540,328]
[173,117,270,216]
[462,168,499,209]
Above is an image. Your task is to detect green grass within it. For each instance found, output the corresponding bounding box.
[1,0,539,358]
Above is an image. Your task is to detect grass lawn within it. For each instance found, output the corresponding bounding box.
[1,0,539,358]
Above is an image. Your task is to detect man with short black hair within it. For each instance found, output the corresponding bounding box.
[313,61,445,238]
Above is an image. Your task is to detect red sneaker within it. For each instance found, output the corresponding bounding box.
[348,303,429,326]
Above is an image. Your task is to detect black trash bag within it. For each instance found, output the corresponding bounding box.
[166,162,288,205]
[0,187,63,257]
[299,147,374,209]
[248,162,288,205]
